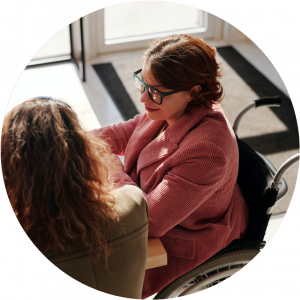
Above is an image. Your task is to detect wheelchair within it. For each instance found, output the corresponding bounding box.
[154,96,300,299]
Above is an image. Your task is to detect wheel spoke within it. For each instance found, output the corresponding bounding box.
[179,267,244,296]
[155,250,260,299]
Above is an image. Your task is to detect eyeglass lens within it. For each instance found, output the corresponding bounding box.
[147,87,160,104]
[134,76,161,104]
[134,76,145,93]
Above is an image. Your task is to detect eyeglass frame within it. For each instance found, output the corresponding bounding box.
[133,69,182,105]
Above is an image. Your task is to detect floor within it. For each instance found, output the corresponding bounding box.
[7,39,296,259]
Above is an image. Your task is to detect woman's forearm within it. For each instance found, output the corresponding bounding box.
[91,114,143,155]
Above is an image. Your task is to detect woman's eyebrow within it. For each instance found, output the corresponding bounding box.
[152,83,165,88]
[140,73,165,88]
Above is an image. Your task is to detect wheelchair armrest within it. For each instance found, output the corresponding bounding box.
[256,152,288,202]
[232,97,281,134]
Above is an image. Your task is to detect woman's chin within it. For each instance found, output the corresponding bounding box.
[145,111,162,121]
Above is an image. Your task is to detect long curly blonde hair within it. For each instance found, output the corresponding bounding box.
[1,97,119,266]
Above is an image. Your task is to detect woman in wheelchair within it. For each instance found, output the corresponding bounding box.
[93,34,249,299]
[1,97,149,299]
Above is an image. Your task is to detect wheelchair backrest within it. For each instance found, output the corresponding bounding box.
[236,137,276,241]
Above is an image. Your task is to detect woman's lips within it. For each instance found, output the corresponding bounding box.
[145,106,160,112]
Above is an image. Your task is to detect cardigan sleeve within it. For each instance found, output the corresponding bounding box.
[113,141,227,237]
[91,114,143,156]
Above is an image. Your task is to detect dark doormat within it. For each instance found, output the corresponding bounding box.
[93,63,139,120]
[217,46,299,155]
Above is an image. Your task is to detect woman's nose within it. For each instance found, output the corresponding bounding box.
[140,89,152,104]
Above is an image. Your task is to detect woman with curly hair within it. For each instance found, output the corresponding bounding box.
[1,97,148,299]
[93,34,249,298]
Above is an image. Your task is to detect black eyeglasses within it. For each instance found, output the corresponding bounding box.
[133,69,182,105]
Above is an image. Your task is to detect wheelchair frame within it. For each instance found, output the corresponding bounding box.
[154,96,299,299]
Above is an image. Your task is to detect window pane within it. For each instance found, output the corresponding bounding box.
[31,26,71,61]
[104,2,205,42]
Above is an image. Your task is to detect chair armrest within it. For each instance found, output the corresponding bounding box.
[146,238,167,269]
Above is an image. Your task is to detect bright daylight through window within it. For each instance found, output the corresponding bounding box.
[31,26,71,61]
[104,2,207,44]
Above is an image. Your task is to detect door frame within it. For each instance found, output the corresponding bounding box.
[27,19,86,82]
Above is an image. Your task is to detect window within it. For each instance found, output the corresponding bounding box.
[104,2,207,44]
[30,26,71,63]
[95,2,221,54]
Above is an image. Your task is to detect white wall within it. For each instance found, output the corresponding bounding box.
[223,22,250,42]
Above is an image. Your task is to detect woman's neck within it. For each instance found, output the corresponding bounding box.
[154,121,169,139]
[162,122,169,132]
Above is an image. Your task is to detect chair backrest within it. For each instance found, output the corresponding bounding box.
[43,186,149,299]
[236,137,277,241]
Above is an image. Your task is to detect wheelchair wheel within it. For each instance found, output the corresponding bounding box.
[154,249,260,299]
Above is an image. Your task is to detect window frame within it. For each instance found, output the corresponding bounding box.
[90,8,222,55]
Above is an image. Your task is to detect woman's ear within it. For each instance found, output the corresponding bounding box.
[187,85,201,102]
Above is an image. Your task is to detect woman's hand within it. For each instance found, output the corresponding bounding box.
[106,154,124,175]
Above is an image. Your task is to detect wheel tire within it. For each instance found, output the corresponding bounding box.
[154,249,260,299]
